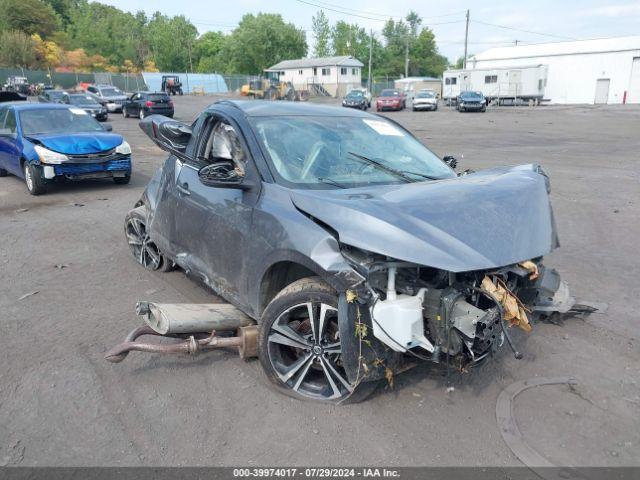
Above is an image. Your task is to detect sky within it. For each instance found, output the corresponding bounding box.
[101,0,640,62]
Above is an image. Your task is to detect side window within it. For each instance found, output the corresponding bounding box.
[4,109,17,134]
[88,86,96,93]
[200,120,247,177]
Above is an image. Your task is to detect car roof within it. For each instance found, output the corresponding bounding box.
[5,102,74,112]
[214,100,371,118]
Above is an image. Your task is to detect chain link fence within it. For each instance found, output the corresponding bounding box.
[0,68,147,92]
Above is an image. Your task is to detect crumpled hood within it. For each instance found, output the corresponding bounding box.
[290,164,558,272]
[27,133,124,155]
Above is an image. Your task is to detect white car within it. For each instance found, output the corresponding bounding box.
[349,88,372,108]
[412,89,438,111]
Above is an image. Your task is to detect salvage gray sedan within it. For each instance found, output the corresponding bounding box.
[126,101,573,403]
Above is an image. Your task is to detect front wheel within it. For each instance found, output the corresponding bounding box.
[0,167,7,177]
[258,277,378,404]
[122,107,129,118]
[124,206,174,272]
[139,109,145,120]
[24,162,46,195]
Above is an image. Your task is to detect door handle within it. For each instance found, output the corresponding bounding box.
[176,182,190,196]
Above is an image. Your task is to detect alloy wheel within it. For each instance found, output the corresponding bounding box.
[125,216,162,270]
[266,302,353,401]
[24,164,33,192]
[139,110,145,120]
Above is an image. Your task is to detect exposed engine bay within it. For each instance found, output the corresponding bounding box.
[340,245,581,372]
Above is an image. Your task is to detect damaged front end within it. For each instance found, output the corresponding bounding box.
[336,246,580,383]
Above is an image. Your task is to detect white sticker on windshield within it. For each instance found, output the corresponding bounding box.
[70,108,88,115]
[362,119,404,136]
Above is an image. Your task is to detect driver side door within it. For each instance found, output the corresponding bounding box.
[173,114,258,310]
[0,107,22,176]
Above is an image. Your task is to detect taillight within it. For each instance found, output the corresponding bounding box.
[145,101,153,107]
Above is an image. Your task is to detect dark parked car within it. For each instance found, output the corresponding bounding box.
[122,101,571,403]
[122,92,174,119]
[375,89,406,111]
[0,103,131,195]
[86,84,128,113]
[341,90,368,110]
[457,91,487,112]
[62,93,108,121]
[38,89,66,104]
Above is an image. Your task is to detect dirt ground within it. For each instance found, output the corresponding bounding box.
[0,95,639,468]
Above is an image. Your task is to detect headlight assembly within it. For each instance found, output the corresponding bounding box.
[115,141,132,155]
[34,145,69,164]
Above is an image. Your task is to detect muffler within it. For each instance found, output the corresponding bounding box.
[105,302,258,363]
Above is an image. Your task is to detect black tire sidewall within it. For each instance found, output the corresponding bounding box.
[24,162,46,195]
[258,278,377,404]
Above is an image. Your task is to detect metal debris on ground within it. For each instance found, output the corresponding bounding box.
[18,291,39,300]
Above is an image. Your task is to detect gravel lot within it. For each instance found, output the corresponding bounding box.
[1,95,639,467]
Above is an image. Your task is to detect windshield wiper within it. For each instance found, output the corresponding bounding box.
[316,177,347,189]
[348,152,413,182]
[399,170,441,181]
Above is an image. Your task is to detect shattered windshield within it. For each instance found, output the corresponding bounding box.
[252,115,455,189]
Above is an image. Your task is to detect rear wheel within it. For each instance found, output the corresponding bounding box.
[124,206,174,272]
[24,162,46,195]
[139,109,145,120]
[259,277,378,404]
[0,167,7,177]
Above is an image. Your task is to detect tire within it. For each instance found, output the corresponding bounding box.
[0,168,7,177]
[139,109,145,120]
[258,277,378,404]
[113,174,131,185]
[412,107,416,112]
[124,206,174,272]
[123,107,129,118]
[24,162,46,195]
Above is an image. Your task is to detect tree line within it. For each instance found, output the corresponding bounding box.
[0,0,449,78]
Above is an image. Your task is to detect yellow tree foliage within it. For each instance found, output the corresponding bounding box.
[31,33,62,67]
[143,59,159,72]
[121,59,137,73]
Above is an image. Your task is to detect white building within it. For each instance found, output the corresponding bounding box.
[265,56,363,98]
[468,36,640,104]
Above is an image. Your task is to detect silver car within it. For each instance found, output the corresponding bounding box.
[412,89,438,111]
[86,84,128,113]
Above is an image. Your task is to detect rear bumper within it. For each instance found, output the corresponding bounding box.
[46,157,131,179]
[146,107,174,116]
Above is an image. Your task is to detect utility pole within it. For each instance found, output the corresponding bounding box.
[463,9,470,69]
[404,34,409,77]
[368,29,373,89]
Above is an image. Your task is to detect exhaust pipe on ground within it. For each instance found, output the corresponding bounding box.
[104,302,258,363]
